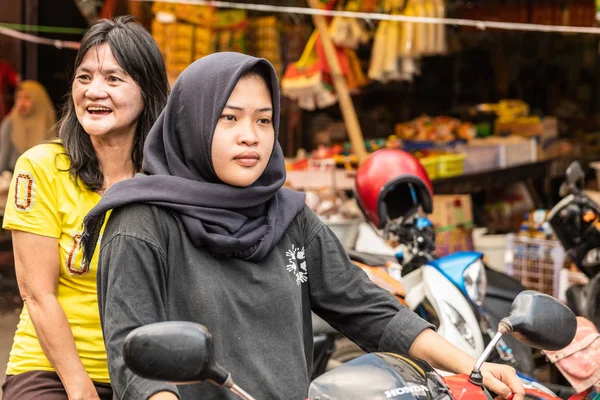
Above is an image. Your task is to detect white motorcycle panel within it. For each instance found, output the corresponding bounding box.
[403,265,485,359]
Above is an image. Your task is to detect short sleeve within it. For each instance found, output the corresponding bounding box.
[2,151,61,238]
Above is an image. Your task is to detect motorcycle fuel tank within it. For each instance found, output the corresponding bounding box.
[308,352,453,400]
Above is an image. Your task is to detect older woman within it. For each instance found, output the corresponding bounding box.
[1,16,169,400]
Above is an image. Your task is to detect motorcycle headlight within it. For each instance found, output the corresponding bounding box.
[439,301,475,349]
[463,259,487,306]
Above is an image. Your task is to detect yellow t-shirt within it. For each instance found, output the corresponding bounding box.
[3,142,111,383]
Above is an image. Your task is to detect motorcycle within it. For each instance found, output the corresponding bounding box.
[340,147,532,374]
[547,161,600,330]
[336,214,535,377]
[121,290,584,400]
[395,216,534,374]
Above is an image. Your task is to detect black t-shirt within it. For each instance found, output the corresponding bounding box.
[97,204,433,400]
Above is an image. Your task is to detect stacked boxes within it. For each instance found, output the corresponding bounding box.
[164,23,194,80]
[429,195,475,256]
[150,2,217,81]
[150,3,282,82]
[247,16,282,77]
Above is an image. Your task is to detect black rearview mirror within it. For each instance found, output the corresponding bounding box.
[123,321,230,385]
[502,290,576,351]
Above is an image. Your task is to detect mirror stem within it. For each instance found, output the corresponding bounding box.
[230,383,257,400]
[469,331,503,386]
[469,320,512,386]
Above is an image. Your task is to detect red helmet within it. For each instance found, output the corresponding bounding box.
[355,149,433,229]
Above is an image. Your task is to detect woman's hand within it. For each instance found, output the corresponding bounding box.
[408,329,524,400]
[480,363,524,400]
[68,382,100,400]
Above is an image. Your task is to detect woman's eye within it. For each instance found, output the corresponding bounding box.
[258,118,272,125]
[221,115,237,122]
[76,74,91,82]
[108,76,122,83]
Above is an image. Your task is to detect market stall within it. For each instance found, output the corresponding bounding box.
[2,0,600,243]
[3,0,600,393]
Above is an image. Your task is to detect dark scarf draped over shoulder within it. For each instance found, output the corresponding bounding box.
[82,52,306,263]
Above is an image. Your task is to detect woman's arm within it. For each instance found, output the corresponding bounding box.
[98,224,179,400]
[300,208,523,400]
[409,329,524,400]
[12,230,100,400]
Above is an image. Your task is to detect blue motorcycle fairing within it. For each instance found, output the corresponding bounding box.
[427,252,484,299]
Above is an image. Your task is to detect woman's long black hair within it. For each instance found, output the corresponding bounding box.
[57,15,169,191]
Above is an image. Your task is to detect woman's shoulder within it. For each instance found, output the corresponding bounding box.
[17,141,66,168]
[104,203,181,248]
[288,204,327,243]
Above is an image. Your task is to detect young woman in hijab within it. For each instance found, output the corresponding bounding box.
[0,80,56,172]
[84,52,524,400]
[1,16,169,400]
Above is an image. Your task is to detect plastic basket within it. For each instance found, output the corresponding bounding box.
[504,234,566,297]
[437,153,466,178]
[419,157,439,180]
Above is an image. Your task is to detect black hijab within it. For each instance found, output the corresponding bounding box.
[82,52,306,262]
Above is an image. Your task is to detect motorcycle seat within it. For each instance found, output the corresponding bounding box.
[347,249,396,267]
[485,266,525,301]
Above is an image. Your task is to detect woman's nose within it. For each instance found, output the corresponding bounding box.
[85,77,109,99]
[237,122,259,146]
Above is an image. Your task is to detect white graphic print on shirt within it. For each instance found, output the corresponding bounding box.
[286,244,308,286]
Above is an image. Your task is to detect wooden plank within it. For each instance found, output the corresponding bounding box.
[307,0,368,164]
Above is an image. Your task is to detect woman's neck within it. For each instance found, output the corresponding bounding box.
[91,133,136,193]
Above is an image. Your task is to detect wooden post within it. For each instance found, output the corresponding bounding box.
[307,0,369,164]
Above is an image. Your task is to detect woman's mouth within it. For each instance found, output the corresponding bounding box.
[234,152,259,167]
[86,105,112,116]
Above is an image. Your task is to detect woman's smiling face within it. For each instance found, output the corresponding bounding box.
[72,43,144,140]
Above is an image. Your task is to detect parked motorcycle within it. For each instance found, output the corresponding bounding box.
[547,161,600,330]
[121,291,582,400]
[386,215,534,375]
[347,148,534,375]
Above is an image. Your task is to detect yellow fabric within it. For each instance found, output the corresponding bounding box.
[3,142,111,383]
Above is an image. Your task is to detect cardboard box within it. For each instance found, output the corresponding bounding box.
[435,227,474,256]
[430,195,473,229]
[495,120,543,137]
[429,195,474,256]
